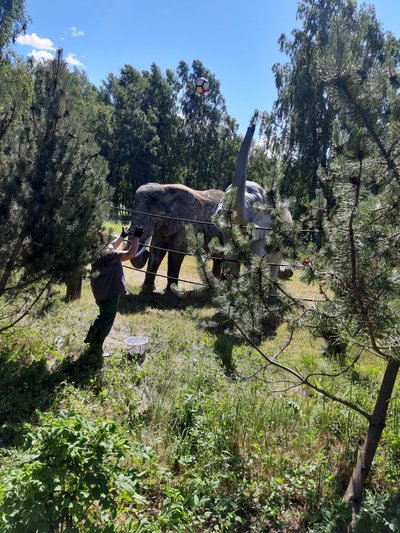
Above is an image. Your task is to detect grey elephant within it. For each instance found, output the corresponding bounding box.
[128,183,224,291]
[215,123,293,280]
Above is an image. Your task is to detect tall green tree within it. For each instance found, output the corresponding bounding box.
[100,63,181,205]
[0,51,111,329]
[101,60,241,205]
[177,59,240,190]
[247,140,278,190]
[0,0,29,61]
[0,0,30,132]
[270,0,389,209]
[142,64,183,184]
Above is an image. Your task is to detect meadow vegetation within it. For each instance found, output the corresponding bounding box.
[1,1,400,530]
[0,254,399,532]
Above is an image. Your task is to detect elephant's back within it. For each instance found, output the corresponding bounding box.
[196,188,224,205]
[135,183,223,211]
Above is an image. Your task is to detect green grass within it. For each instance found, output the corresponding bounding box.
[0,251,399,531]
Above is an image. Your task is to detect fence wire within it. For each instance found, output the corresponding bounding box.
[114,206,324,303]
[112,206,319,234]
[123,264,206,287]
[122,264,325,303]
[123,237,304,269]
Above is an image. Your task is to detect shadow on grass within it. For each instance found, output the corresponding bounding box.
[118,287,214,314]
[121,288,284,379]
[0,347,104,447]
[203,309,284,378]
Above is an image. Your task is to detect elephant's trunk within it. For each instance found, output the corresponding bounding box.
[232,123,256,224]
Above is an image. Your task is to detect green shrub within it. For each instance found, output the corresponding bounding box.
[0,410,147,532]
[356,491,400,533]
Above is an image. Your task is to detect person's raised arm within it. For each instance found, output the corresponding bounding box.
[110,227,131,250]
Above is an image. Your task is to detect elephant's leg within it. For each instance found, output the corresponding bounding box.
[166,231,186,290]
[166,251,185,290]
[278,266,294,280]
[143,237,168,292]
[268,250,284,281]
[204,239,222,279]
[265,250,284,296]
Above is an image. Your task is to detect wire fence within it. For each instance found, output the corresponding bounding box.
[123,264,206,287]
[125,238,303,268]
[121,246,323,303]
[114,204,318,269]
[122,263,324,303]
[111,205,319,234]
[112,205,324,304]
[112,206,217,227]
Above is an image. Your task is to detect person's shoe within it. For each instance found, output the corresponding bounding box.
[84,325,96,344]
[86,335,106,355]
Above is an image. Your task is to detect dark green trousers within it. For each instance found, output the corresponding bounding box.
[86,295,120,343]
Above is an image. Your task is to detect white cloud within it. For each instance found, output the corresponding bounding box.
[70,26,84,37]
[16,32,55,51]
[28,50,55,63]
[65,53,84,67]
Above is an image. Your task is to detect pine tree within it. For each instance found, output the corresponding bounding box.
[313,14,400,522]
[208,10,400,528]
[100,63,181,206]
[0,50,111,329]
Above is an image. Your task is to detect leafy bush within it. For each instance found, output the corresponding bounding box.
[356,491,400,533]
[308,498,352,532]
[0,410,147,532]
[0,331,55,445]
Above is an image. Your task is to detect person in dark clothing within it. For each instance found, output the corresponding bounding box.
[84,225,144,352]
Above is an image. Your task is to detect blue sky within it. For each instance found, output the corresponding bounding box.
[15,0,400,133]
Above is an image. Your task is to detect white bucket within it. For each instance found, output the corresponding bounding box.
[125,336,149,357]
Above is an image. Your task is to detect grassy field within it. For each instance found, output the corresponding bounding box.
[0,242,399,531]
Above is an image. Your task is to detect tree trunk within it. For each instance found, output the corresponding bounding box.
[0,230,26,295]
[344,358,400,526]
[65,270,82,301]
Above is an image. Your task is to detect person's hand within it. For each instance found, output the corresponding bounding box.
[120,226,133,238]
[133,225,144,238]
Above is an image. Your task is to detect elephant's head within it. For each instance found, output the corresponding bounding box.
[128,183,161,269]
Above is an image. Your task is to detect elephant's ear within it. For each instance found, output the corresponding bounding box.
[232,123,256,224]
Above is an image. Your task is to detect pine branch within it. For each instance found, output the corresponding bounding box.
[333,77,400,184]
[230,316,371,421]
[0,279,53,333]
[347,158,387,358]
